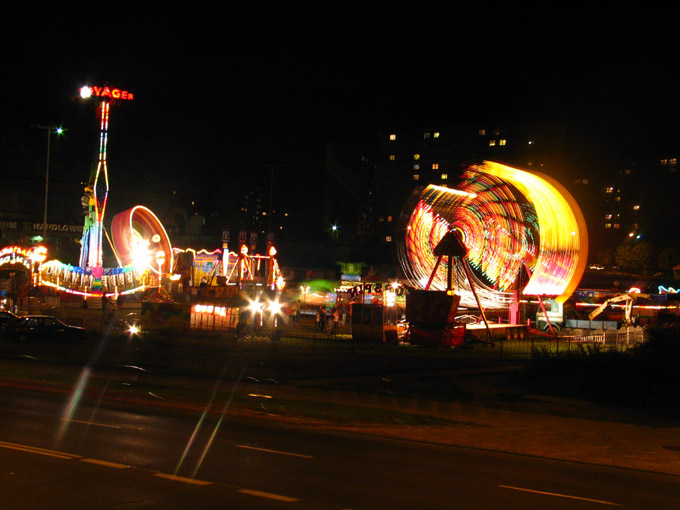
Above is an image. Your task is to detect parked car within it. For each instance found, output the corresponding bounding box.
[3,315,87,344]
[0,310,19,331]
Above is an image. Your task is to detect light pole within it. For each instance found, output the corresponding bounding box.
[622,231,641,272]
[31,125,63,243]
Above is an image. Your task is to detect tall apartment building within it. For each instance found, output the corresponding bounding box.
[325,122,573,258]
[594,156,680,268]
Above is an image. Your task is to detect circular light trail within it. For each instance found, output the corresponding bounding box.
[111,205,174,275]
[398,161,588,309]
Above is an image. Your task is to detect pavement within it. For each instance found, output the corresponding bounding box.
[239,366,680,477]
[69,361,678,478]
[3,311,680,478]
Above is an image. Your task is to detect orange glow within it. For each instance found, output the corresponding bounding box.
[399,161,588,308]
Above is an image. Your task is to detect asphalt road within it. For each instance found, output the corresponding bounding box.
[2,374,680,509]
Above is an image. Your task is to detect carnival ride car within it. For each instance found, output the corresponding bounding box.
[3,315,87,344]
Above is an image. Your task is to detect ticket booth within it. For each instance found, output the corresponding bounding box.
[351,303,395,343]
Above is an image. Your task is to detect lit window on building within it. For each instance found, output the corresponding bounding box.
[433,132,440,138]
[606,187,614,193]
[441,173,448,180]
[385,236,392,243]
[432,163,439,169]
[661,159,668,165]
[387,216,392,222]
[423,132,430,139]
[605,223,612,229]
[413,154,420,160]
[605,214,613,220]
[633,204,640,210]
[489,140,496,146]
[528,140,534,145]
[499,139,507,146]
[671,158,677,166]
[413,164,420,170]
[479,129,486,136]
[389,134,396,141]
[413,174,420,181]
[613,223,620,229]
[615,196,621,202]
[389,154,395,161]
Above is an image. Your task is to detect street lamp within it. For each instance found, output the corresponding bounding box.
[622,231,641,272]
[31,125,64,243]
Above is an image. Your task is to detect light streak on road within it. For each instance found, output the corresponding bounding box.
[498,484,623,506]
[174,364,247,479]
[56,367,92,444]
[237,488,300,502]
[191,366,247,478]
[60,418,121,429]
[235,444,313,459]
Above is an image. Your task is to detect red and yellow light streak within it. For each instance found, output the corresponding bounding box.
[399,162,587,308]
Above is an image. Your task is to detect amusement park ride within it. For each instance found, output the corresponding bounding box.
[397,161,590,344]
[36,85,283,301]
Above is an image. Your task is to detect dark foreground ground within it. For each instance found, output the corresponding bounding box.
[2,320,680,478]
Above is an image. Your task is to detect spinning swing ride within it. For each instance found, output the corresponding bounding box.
[398,161,588,313]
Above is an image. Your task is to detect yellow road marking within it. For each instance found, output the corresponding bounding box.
[154,473,213,485]
[81,458,129,469]
[238,488,300,502]
[499,485,623,506]
[0,441,78,460]
[235,444,313,459]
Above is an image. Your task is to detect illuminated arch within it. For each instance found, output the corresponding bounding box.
[111,206,173,274]
[398,161,588,308]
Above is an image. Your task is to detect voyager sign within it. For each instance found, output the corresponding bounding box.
[80,85,134,101]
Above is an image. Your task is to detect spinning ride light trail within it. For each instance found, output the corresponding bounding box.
[111,206,173,276]
[398,161,588,309]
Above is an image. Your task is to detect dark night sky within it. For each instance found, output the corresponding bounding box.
[3,7,680,216]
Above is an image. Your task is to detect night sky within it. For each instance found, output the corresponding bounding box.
[3,8,679,219]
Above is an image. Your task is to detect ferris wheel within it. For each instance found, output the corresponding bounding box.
[397,161,588,310]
